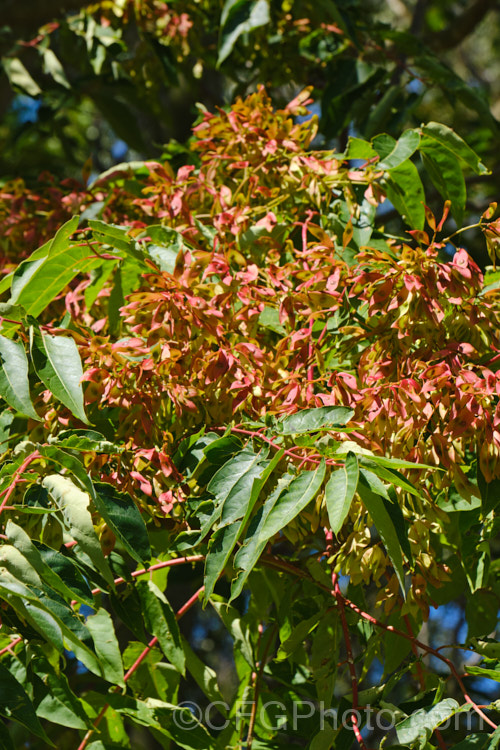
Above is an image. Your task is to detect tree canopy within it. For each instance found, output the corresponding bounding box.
[1,2,500,749]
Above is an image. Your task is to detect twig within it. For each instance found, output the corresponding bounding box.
[332,572,372,750]
[0,637,22,656]
[260,556,499,731]
[0,451,40,517]
[246,623,276,749]
[76,585,205,750]
[71,555,204,608]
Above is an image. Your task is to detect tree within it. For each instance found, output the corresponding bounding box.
[1,2,500,749]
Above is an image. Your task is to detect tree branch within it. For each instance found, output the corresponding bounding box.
[428,0,497,52]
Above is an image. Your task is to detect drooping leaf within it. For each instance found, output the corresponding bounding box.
[358,483,406,592]
[137,580,186,675]
[204,522,242,601]
[31,328,89,424]
[34,661,93,730]
[0,662,53,744]
[93,482,151,564]
[86,608,125,686]
[420,122,488,175]
[218,0,270,66]
[0,335,40,420]
[42,474,113,586]
[396,698,460,745]
[258,460,326,540]
[5,521,92,605]
[376,129,421,170]
[10,217,101,316]
[211,597,254,667]
[204,449,283,600]
[383,159,425,229]
[420,143,466,225]
[325,452,359,534]
[207,446,267,517]
[360,457,425,499]
[230,472,295,601]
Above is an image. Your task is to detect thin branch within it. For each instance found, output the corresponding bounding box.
[427,0,497,52]
[0,451,39,518]
[333,572,372,750]
[260,555,499,730]
[76,585,205,750]
[246,623,277,749]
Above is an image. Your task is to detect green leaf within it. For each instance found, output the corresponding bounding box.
[0,569,101,680]
[345,137,377,160]
[38,445,95,497]
[211,598,254,667]
[383,159,425,230]
[5,521,92,605]
[93,482,151,564]
[466,590,499,639]
[107,694,218,749]
[469,638,500,660]
[0,662,53,744]
[360,458,425,499]
[208,447,265,513]
[145,225,186,273]
[2,57,41,96]
[420,122,488,175]
[325,452,359,534]
[231,473,295,601]
[466,665,500,682]
[259,460,326,540]
[377,129,421,170]
[88,220,145,263]
[137,581,186,675]
[218,0,270,66]
[10,217,101,316]
[31,328,89,424]
[209,447,268,526]
[359,467,390,500]
[448,736,491,750]
[420,144,466,225]
[108,266,124,337]
[278,406,353,435]
[358,483,406,592]
[0,335,40,420]
[34,661,92,730]
[396,698,460,745]
[0,722,14,750]
[204,523,242,600]
[86,608,125,686]
[42,473,114,586]
[487,727,500,749]
[41,48,70,88]
[204,449,283,600]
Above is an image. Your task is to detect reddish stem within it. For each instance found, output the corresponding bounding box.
[404,614,426,690]
[332,573,371,750]
[0,451,40,517]
[306,318,314,402]
[76,585,204,750]
[71,555,204,607]
[261,556,498,731]
[227,425,342,468]
[339,595,498,730]
[0,637,22,656]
